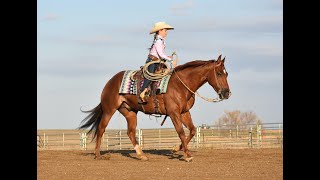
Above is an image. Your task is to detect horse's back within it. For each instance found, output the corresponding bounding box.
[100,71,126,108]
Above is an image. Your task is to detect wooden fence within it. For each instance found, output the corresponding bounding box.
[37,123,283,150]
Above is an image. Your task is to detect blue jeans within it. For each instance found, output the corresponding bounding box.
[141,57,158,91]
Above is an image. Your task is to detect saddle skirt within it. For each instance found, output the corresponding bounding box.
[119,70,171,95]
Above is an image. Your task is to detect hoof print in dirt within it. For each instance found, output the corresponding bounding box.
[139,155,149,161]
[185,157,193,162]
[94,155,111,160]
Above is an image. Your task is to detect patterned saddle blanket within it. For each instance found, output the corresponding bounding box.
[119,70,171,95]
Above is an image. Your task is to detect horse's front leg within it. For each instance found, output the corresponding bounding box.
[169,113,193,162]
[172,111,196,153]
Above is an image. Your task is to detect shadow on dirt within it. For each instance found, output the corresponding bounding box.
[121,149,195,161]
[82,149,196,161]
[85,150,198,161]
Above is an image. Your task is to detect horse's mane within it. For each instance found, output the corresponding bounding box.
[174,60,215,72]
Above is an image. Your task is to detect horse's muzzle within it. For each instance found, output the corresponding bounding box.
[219,89,231,100]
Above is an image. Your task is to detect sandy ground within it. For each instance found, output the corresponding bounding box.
[37,148,282,180]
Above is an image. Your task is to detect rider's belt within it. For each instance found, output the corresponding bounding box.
[148,55,160,61]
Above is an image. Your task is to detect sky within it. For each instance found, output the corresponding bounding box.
[37,0,283,130]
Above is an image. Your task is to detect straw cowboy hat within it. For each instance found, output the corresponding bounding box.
[149,22,174,34]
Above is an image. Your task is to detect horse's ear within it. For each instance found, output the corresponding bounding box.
[217,54,222,62]
[222,56,225,63]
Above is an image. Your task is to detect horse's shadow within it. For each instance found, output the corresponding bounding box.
[84,149,189,161]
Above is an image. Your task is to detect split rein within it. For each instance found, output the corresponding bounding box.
[173,68,223,102]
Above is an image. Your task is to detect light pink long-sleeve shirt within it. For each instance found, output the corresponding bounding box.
[149,35,172,61]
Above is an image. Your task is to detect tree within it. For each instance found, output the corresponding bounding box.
[214,110,261,128]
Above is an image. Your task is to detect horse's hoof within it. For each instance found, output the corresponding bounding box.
[94,156,101,160]
[185,157,193,162]
[139,155,149,161]
[171,145,180,153]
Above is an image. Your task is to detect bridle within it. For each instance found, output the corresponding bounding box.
[213,61,223,98]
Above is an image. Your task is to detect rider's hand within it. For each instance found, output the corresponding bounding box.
[172,59,178,68]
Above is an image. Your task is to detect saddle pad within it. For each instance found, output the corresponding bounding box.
[119,70,171,95]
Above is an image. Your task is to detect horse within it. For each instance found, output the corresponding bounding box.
[78,54,231,162]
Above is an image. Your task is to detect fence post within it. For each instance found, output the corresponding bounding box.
[43,133,46,148]
[62,133,64,147]
[119,130,122,150]
[102,133,104,147]
[279,124,282,139]
[138,129,141,146]
[248,127,253,148]
[236,125,239,138]
[158,129,161,148]
[279,124,283,148]
[106,134,109,150]
[141,130,144,148]
[229,129,232,138]
[37,135,43,148]
[257,125,261,148]
[196,127,200,148]
[80,133,87,150]
[46,135,49,149]
[84,133,87,150]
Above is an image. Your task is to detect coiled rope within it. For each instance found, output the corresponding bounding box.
[142,51,177,81]
[142,60,172,81]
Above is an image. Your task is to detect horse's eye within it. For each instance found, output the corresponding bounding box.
[217,72,222,76]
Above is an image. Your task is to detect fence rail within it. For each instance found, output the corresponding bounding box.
[37,123,283,150]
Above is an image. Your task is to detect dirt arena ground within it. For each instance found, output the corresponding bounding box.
[37,148,282,179]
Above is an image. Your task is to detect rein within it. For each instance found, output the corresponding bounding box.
[173,61,223,102]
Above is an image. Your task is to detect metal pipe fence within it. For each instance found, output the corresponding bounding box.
[37,123,283,150]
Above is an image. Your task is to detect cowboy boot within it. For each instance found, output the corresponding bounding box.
[138,88,148,103]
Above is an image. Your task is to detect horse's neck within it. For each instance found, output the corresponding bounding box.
[177,63,211,92]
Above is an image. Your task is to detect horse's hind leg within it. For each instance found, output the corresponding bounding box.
[172,111,196,153]
[95,109,116,159]
[118,107,148,161]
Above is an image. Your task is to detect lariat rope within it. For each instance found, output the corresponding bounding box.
[142,60,171,81]
[141,52,223,102]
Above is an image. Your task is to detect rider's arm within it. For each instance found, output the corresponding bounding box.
[154,40,172,62]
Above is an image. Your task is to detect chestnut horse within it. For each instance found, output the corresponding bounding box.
[79,54,231,162]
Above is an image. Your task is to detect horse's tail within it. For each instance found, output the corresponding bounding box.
[78,103,103,141]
